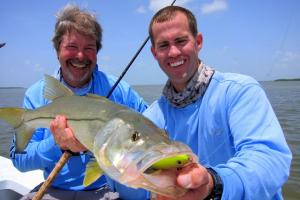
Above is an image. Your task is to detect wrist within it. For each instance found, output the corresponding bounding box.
[205,167,223,200]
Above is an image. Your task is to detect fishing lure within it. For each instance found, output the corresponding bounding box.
[151,154,190,170]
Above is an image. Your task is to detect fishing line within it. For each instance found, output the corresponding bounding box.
[266,4,294,78]
[106,0,177,98]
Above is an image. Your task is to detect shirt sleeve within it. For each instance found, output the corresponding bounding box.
[216,82,292,199]
[113,79,149,113]
[10,82,62,172]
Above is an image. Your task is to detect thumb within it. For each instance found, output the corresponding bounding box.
[177,173,194,189]
[177,165,205,189]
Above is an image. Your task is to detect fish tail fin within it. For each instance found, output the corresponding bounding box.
[0,107,34,152]
[83,157,104,187]
[0,107,24,128]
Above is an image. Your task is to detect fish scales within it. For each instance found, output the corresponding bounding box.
[0,75,198,198]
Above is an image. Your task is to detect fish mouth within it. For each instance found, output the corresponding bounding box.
[116,143,198,197]
[92,118,198,197]
[95,139,197,197]
[135,143,197,173]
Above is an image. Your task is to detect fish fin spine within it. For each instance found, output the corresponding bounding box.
[43,74,74,100]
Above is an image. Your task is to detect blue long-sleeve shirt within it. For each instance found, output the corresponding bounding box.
[10,65,148,190]
[107,71,292,199]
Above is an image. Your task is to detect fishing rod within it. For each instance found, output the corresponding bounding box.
[33,0,178,199]
[106,0,177,98]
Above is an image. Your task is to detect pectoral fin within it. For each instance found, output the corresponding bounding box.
[83,159,104,187]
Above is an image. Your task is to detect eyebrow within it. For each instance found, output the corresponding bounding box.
[86,43,97,47]
[156,35,189,45]
[174,35,189,41]
[157,40,169,46]
[63,42,96,48]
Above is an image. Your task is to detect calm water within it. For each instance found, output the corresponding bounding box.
[0,81,299,199]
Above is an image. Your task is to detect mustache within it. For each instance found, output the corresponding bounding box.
[68,58,92,66]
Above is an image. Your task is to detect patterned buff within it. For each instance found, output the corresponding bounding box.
[163,62,214,108]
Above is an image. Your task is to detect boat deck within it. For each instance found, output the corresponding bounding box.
[0,156,44,199]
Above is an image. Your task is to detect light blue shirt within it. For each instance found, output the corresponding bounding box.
[10,65,148,190]
[108,71,292,199]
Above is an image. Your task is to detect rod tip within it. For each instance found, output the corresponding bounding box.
[0,43,6,48]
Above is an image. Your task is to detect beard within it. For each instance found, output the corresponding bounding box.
[61,58,95,87]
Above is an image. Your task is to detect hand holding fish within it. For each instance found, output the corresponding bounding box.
[0,75,199,198]
[152,163,213,200]
[50,115,87,152]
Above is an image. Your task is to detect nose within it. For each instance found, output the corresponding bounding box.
[76,49,86,61]
[168,45,181,57]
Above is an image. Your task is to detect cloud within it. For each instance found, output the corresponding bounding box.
[200,0,228,15]
[267,50,300,78]
[24,59,31,66]
[100,55,111,62]
[24,59,44,72]
[34,64,44,72]
[276,51,300,65]
[149,0,193,12]
[136,6,147,14]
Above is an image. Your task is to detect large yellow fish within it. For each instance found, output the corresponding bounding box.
[0,75,198,197]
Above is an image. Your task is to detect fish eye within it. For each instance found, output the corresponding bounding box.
[131,131,141,142]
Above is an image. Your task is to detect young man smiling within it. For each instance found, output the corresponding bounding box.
[146,5,292,200]
[106,5,292,200]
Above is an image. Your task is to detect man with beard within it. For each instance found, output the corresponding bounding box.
[10,4,147,199]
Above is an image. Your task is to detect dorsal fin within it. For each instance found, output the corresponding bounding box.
[43,74,74,100]
[86,93,103,99]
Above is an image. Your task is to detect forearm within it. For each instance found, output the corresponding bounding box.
[215,142,291,199]
[222,82,292,199]
[10,129,61,172]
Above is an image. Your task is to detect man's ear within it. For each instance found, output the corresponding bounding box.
[151,46,157,59]
[196,33,203,51]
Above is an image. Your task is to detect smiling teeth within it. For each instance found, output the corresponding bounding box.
[73,63,85,68]
[70,61,86,68]
[170,60,184,68]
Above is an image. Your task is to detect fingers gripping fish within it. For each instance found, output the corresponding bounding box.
[0,74,198,198]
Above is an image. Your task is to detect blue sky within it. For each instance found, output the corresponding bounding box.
[0,0,299,87]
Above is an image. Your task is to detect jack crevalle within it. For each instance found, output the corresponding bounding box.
[0,74,198,197]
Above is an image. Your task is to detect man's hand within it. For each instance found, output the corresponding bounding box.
[152,163,214,200]
[50,115,87,152]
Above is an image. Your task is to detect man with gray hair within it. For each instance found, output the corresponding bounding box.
[10,4,147,199]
